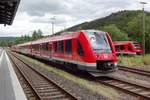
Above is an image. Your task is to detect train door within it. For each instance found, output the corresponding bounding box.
[75,39,85,70]
[74,39,79,65]
[49,42,52,59]
[39,44,42,56]
[65,39,72,57]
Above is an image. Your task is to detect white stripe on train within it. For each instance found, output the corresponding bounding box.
[52,57,96,67]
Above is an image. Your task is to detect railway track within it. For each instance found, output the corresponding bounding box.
[98,77,150,100]
[119,65,150,77]
[8,52,79,100]
[8,51,150,99]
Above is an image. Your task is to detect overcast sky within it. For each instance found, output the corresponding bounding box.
[0,0,150,37]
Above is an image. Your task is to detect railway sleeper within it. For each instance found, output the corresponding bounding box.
[41,94,67,99]
[38,89,60,93]
[40,91,63,96]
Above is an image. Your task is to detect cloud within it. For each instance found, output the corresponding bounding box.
[19,0,67,16]
[19,0,135,18]
[0,0,150,37]
[17,0,150,20]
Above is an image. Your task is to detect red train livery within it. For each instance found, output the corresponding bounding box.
[113,41,143,55]
[12,30,117,74]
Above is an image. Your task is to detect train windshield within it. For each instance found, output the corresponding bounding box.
[86,32,112,53]
[132,42,141,49]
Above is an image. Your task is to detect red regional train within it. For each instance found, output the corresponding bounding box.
[12,30,118,75]
[113,41,143,55]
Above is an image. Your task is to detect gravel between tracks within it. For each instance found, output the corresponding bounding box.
[117,70,150,84]
[120,65,150,72]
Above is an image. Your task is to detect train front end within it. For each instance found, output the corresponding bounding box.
[85,30,117,73]
[131,41,143,55]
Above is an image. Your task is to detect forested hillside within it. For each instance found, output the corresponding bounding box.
[65,10,150,53]
[0,29,43,47]
[0,37,16,47]
[0,37,16,41]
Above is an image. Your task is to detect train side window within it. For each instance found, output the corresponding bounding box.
[32,44,39,51]
[120,45,125,50]
[65,40,72,54]
[116,46,120,51]
[42,43,49,51]
[46,43,49,50]
[59,41,64,53]
[54,42,57,53]
[128,46,132,51]
[49,43,52,52]
[77,40,84,56]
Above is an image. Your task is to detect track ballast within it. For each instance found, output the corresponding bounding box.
[8,52,79,100]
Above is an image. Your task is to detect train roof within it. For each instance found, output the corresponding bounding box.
[16,30,107,47]
[82,29,106,34]
[17,41,31,47]
[32,31,80,45]
[16,31,80,46]
[0,0,20,25]
[113,41,138,45]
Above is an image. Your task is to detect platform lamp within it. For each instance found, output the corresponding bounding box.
[140,1,147,55]
[50,16,56,35]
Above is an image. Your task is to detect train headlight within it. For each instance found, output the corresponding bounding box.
[114,62,117,67]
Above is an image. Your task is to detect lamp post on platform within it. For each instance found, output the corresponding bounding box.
[140,1,147,55]
[50,16,56,35]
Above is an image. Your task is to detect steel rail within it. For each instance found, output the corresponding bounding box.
[119,65,150,77]
[98,77,150,100]
[8,52,79,100]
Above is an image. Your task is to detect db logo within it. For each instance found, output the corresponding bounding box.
[103,54,108,59]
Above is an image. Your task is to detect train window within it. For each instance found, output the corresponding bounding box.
[49,43,52,52]
[132,42,140,49]
[120,45,125,50]
[42,42,49,51]
[65,40,72,54]
[54,42,57,53]
[115,46,120,51]
[77,40,84,56]
[32,44,39,51]
[128,46,132,51]
[46,43,49,50]
[59,41,64,53]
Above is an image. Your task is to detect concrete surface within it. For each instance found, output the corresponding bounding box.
[0,50,27,100]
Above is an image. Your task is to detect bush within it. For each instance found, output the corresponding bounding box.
[142,54,150,65]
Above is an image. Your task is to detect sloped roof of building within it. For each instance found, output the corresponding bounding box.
[0,0,20,25]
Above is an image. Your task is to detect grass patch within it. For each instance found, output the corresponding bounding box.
[117,56,144,66]
[16,53,120,100]
[142,54,150,65]
[117,54,150,69]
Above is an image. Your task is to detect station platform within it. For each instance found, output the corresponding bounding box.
[0,50,27,100]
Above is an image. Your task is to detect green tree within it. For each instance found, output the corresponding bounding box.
[126,14,142,42]
[126,14,150,53]
[32,29,43,40]
[37,29,43,37]
[145,16,150,53]
[102,24,129,41]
